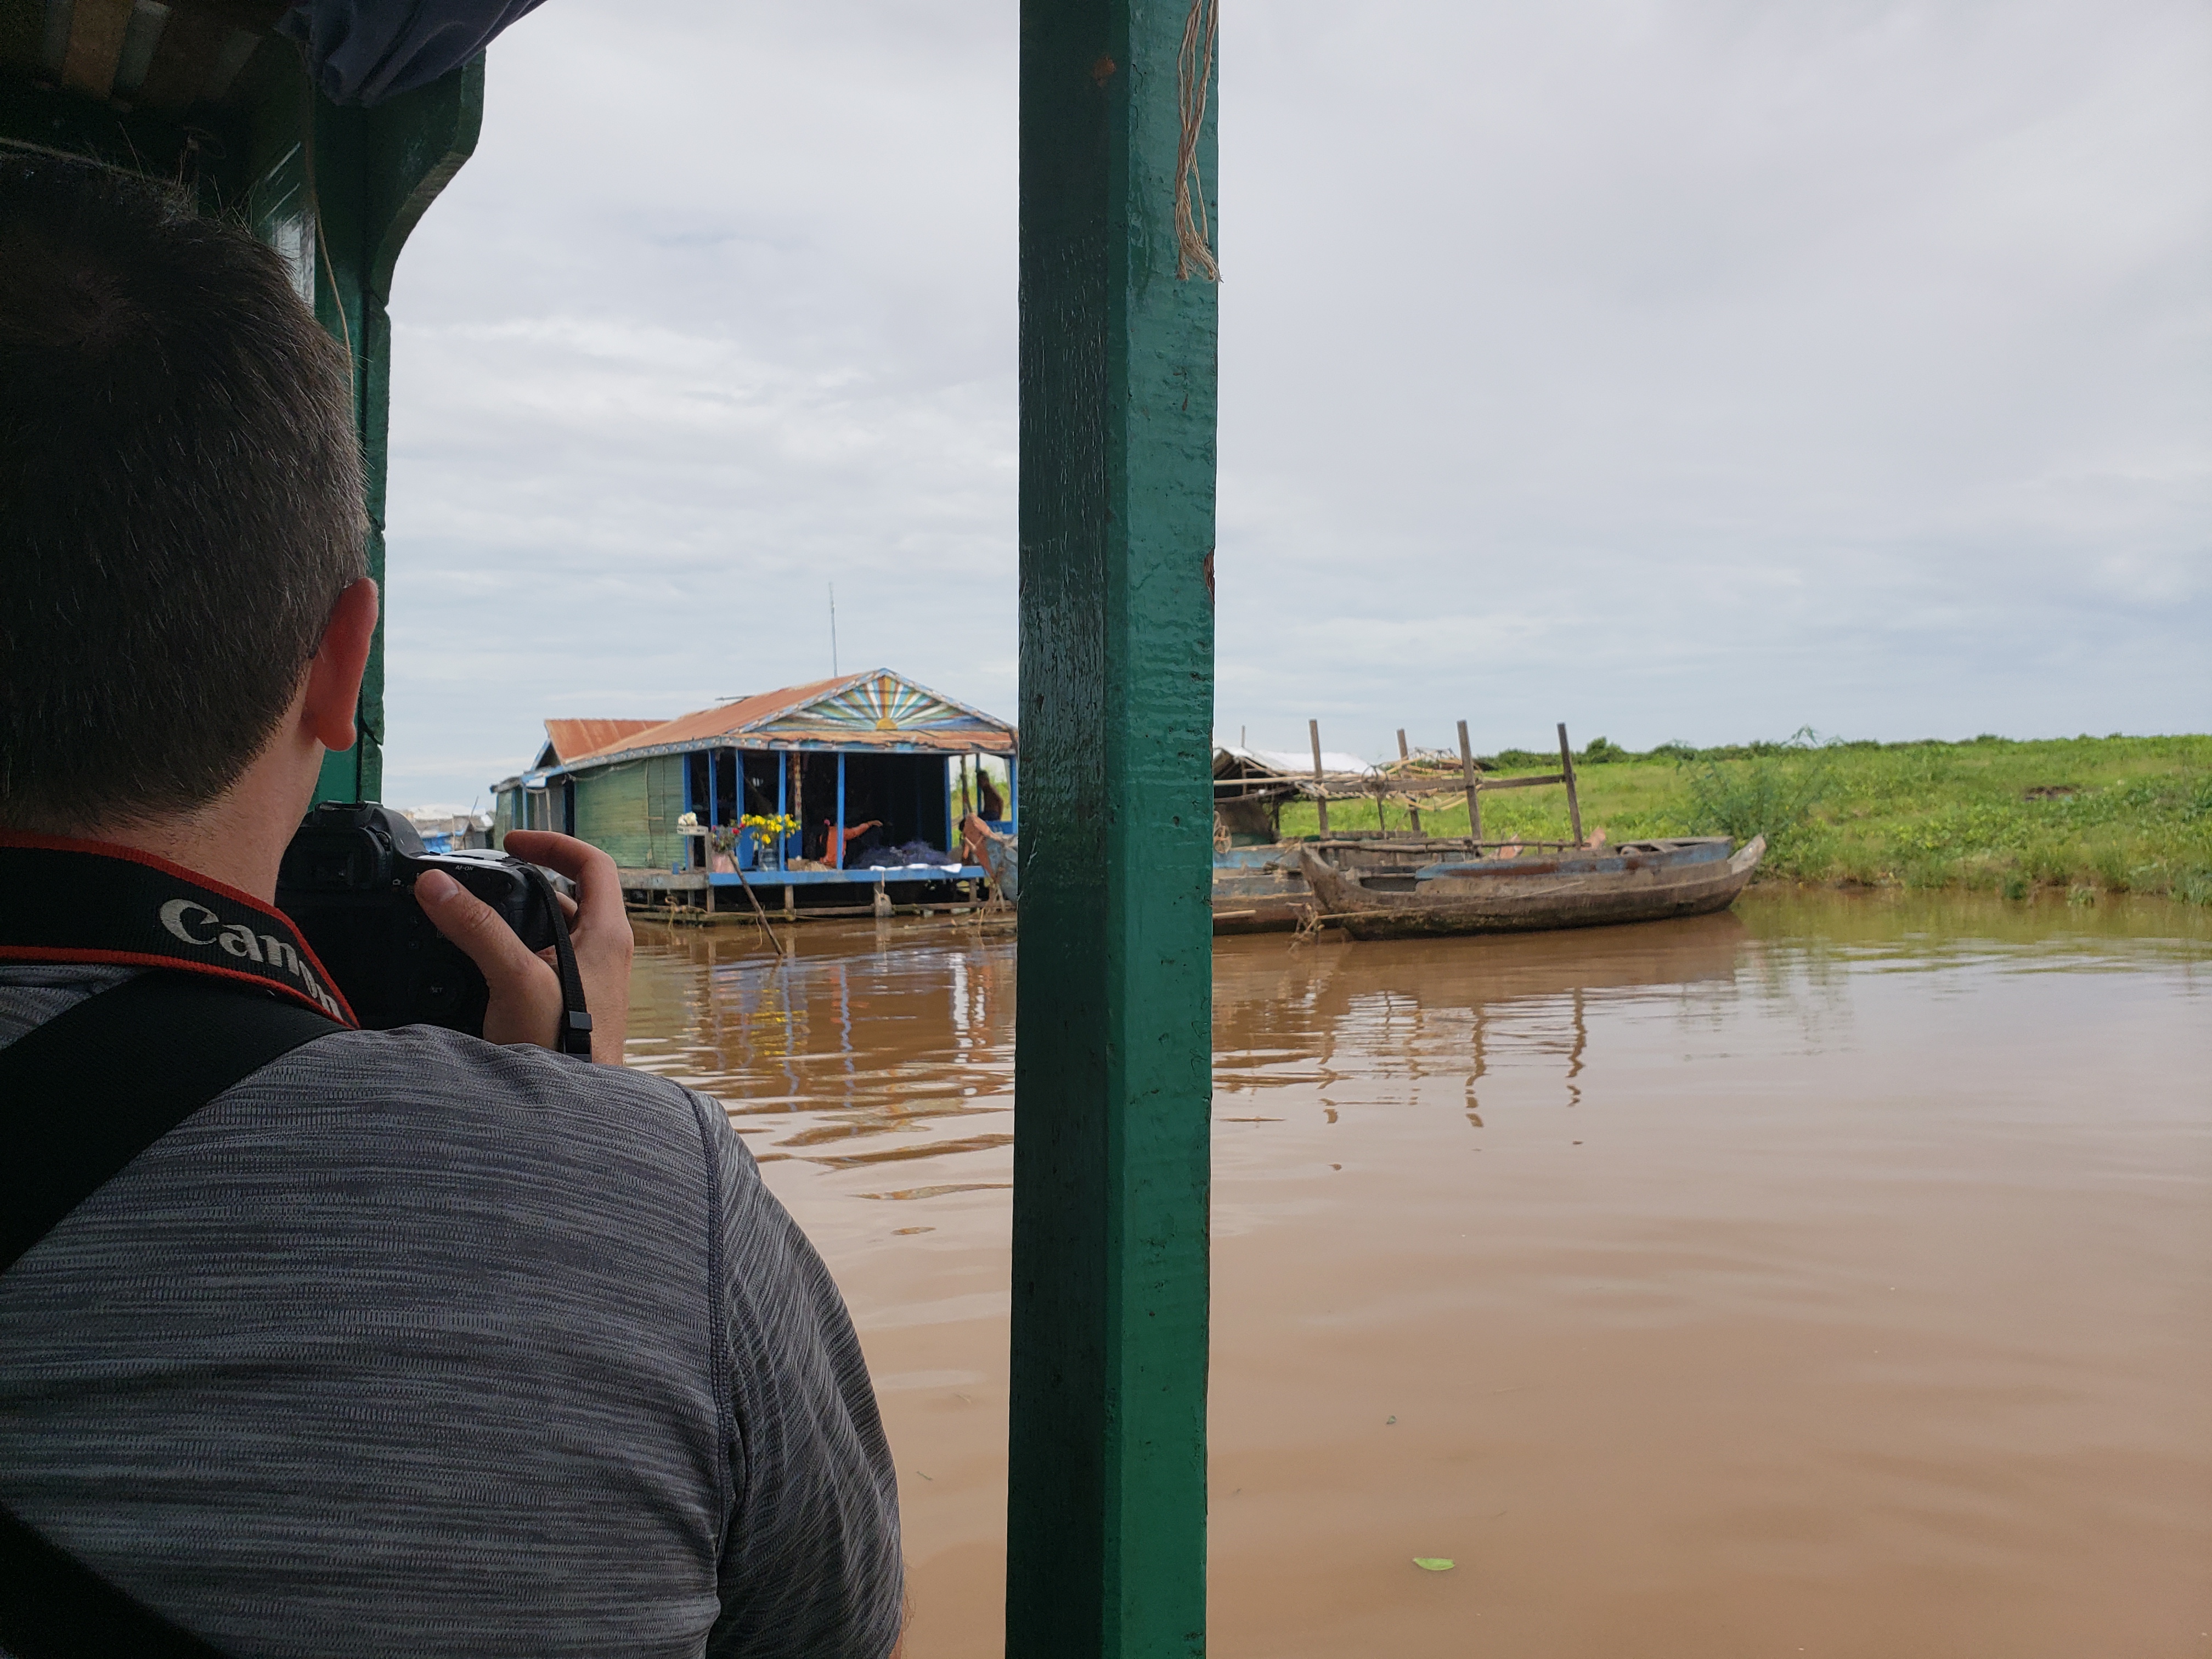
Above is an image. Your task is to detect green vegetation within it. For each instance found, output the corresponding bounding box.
[1273,732,2212,902]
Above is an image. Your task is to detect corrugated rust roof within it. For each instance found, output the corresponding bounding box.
[554,670,1017,770]
[579,678,853,757]
[541,719,663,765]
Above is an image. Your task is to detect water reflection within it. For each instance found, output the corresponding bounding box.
[629,896,2206,1173]
[627,917,1015,1175]
[628,910,1773,1170]
[1211,911,1754,1138]
[622,895,2212,1659]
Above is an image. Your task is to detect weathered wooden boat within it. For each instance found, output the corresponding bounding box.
[1294,836,1765,940]
[1212,836,1587,934]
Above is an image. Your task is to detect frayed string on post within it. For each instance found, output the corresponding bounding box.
[1175,0,1221,283]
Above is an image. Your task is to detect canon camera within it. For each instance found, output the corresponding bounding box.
[277,802,571,1035]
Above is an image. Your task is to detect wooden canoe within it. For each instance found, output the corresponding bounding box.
[1294,836,1765,941]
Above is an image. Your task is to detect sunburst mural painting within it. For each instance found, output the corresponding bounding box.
[791,672,986,734]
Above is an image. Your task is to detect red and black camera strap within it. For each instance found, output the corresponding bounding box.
[0,835,357,1026]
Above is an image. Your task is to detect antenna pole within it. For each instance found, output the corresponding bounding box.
[828,583,839,676]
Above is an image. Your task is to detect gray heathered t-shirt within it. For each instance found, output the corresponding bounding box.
[0,967,903,1658]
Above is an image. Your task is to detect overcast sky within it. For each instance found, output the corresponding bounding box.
[379,0,2210,808]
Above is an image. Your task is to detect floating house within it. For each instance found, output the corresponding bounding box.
[492,670,1017,914]
[494,719,663,838]
[403,808,493,853]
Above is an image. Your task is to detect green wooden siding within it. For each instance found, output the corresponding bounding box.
[571,763,651,867]
[645,754,686,870]
[571,753,686,869]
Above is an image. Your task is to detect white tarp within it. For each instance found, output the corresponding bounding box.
[1214,744,1379,779]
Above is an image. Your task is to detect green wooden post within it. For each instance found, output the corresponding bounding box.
[1007,0,1218,1652]
[251,63,484,807]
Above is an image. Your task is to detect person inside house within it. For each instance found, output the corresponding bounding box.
[820,817,883,868]
[0,156,902,1657]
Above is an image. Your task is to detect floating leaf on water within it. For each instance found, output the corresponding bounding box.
[1385,1415,1396,1425]
[1412,1558,1455,1572]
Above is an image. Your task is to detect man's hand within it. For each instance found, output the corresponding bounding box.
[415,832,633,1063]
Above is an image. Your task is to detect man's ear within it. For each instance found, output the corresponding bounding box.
[302,578,380,754]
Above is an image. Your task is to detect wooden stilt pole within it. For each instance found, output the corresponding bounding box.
[782,751,797,916]
[728,858,788,958]
[1397,729,1422,833]
[1558,722,1583,848]
[1309,719,1329,838]
[1458,719,1482,845]
[792,752,803,867]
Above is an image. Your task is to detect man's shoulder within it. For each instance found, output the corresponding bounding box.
[0,1007,759,1652]
[284,1022,711,1127]
[249,1024,740,1208]
[8,1014,748,1376]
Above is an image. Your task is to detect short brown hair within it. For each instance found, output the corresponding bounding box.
[0,155,366,831]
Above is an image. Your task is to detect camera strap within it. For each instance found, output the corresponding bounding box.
[0,836,357,1028]
[521,865,595,1058]
[0,969,345,1659]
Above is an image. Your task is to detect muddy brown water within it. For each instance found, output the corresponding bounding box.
[624,893,2212,1657]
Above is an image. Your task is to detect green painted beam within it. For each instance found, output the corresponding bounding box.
[289,59,483,807]
[1006,0,1218,1654]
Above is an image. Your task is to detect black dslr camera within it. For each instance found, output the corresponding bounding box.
[278,802,584,1044]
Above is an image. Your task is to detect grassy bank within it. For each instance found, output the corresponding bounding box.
[1271,733,2212,902]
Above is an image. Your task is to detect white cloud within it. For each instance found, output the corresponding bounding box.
[376,0,2208,805]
